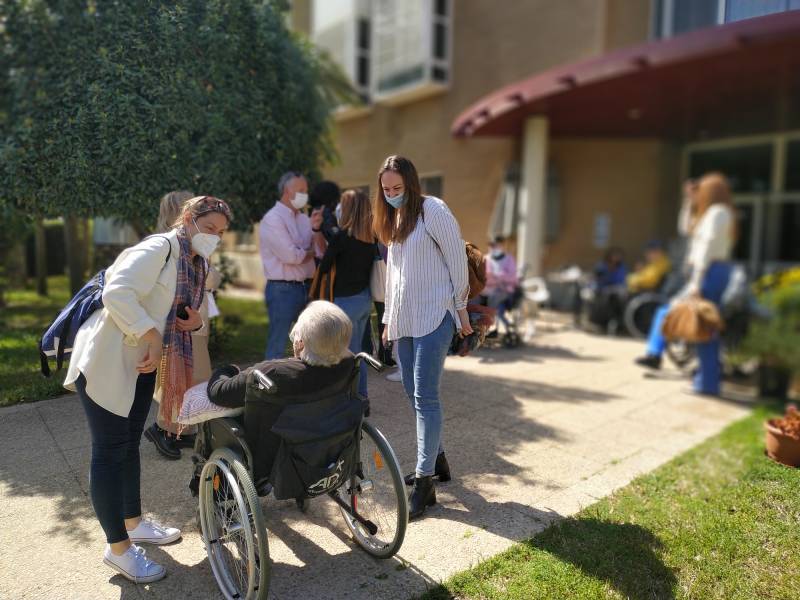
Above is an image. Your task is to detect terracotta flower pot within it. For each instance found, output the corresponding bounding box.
[765,419,800,467]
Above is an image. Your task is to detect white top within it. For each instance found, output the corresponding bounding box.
[64,231,181,417]
[382,196,469,340]
[686,204,735,291]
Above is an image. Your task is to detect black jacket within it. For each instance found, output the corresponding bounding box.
[207,356,362,494]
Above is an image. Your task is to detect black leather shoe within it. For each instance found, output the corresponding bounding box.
[405,452,451,486]
[409,476,436,520]
[144,423,181,460]
[635,354,662,370]
[175,433,197,449]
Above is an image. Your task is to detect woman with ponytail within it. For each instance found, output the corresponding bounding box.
[64,196,231,583]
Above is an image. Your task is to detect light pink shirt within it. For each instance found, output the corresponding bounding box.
[259,202,316,281]
[484,253,518,294]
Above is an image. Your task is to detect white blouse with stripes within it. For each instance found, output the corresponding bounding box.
[382,196,469,341]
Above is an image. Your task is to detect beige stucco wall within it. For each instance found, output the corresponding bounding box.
[321,0,621,249]
[226,2,664,289]
[544,138,681,272]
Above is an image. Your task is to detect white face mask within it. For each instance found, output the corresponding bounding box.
[191,219,221,259]
[291,192,309,210]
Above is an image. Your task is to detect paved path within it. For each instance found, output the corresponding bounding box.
[0,319,754,599]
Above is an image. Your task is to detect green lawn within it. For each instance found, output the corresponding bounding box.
[423,405,800,600]
[0,276,71,406]
[0,277,269,407]
[211,293,271,365]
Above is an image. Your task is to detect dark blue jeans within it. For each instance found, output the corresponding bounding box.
[76,371,156,544]
[265,280,309,359]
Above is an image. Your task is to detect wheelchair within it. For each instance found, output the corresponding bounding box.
[192,353,408,600]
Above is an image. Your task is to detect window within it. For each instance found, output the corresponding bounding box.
[688,144,772,193]
[654,0,800,38]
[421,175,443,198]
[685,134,800,272]
[372,0,451,102]
[785,140,800,192]
[311,0,372,102]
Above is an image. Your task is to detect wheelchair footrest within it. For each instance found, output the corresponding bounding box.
[329,490,378,535]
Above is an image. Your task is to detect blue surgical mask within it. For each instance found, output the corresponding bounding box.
[384,192,405,209]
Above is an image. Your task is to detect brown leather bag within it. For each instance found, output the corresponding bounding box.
[465,242,487,299]
[309,263,336,302]
[661,298,725,343]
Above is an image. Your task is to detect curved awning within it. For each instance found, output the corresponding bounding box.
[452,11,800,138]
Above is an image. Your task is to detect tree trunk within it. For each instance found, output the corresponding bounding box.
[5,239,27,288]
[64,216,84,295]
[34,219,48,296]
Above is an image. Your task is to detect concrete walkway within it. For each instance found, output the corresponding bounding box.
[0,319,754,599]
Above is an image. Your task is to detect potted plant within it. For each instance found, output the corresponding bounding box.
[765,405,800,467]
[741,269,800,399]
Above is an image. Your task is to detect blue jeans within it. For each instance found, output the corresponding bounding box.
[487,290,511,329]
[645,263,732,395]
[397,314,455,477]
[646,305,670,357]
[265,280,309,360]
[76,371,156,544]
[694,262,732,395]
[334,287,372,398]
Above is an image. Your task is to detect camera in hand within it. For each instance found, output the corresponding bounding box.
[176,302,190,320]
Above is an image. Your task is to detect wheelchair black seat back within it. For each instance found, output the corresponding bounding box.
[194,358,366,502]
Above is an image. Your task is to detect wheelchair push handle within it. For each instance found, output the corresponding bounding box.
[356,352,384,372]
[252,369,276,393]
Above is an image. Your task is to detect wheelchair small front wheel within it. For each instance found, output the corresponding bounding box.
[199,447,270,600]
[338,421,408,559]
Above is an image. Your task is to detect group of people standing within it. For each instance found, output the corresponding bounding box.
[66,155,471,583]
[258,156,472,513]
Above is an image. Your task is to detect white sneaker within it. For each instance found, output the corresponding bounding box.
[127,519,182,545]
[103,544,166,583]
[385,369,402,382]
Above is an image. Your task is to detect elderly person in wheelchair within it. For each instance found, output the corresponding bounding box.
[189,300,407,600]
[202,300,359,495]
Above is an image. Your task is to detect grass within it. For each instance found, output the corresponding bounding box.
[0,277,270,407]
[0,276,72,407]
[210,293,271,365]
[423,405,800,600]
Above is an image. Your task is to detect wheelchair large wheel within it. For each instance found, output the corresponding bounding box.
[338,421,408,559]
[666,339,697,373]
[199,448,270,600]
[623,293,663,339]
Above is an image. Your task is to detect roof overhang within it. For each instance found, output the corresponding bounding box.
[452,11,800,139]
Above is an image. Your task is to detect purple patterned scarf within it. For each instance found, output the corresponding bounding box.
[157,227,208,428]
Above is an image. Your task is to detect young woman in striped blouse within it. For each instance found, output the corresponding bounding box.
[374,155,472,519]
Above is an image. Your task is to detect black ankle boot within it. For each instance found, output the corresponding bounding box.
[144,423,181,460]
[404,452,452,486]
[409,476,436,520]
[635,354,662,370]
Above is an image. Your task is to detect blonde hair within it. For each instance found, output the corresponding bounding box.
[290,301,352,366]
[339,189,374,243]
[691,172,737,240]
[156,191,194,232]
[170,196,233,229]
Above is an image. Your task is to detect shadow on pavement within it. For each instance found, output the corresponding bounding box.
[0,337,633,598]
[474,343,602,364]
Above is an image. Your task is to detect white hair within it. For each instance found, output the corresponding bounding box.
[289,301,352,366]
[277,171,305,196]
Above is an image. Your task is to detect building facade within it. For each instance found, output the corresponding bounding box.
[229,1,800,290]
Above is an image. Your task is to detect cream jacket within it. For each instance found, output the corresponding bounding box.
[64,231,180,417]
